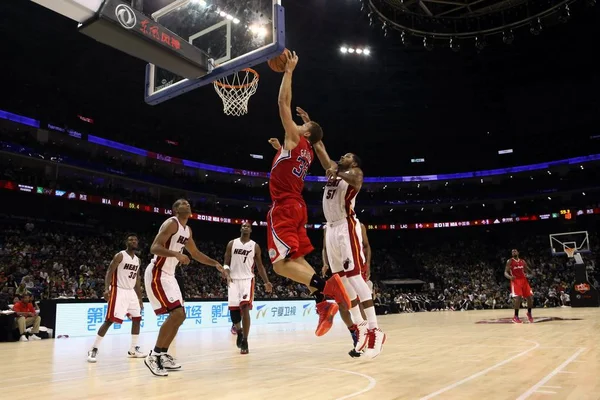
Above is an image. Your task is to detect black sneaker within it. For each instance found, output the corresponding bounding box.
[348,349,362,358]
[236,330,244,348]
[240,339,249,355]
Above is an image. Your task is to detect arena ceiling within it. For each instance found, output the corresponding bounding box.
[1,0,599,176]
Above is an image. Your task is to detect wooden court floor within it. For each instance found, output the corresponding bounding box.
[2,308,599,400]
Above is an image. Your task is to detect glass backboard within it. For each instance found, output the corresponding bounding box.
[142,0,284,105]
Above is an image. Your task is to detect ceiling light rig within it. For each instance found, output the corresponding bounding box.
[363,0,592,51]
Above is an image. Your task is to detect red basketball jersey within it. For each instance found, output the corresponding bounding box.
[510,258,527,279]
[269,137,314,202]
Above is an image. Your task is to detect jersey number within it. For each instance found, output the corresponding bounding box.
[243,256,248,263]
[326,189,337,199]
[128,272,137,279]
[292,156,309,180]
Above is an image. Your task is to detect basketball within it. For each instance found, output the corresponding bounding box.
[267,49,289,73]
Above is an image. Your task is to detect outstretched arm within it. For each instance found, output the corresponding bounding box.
[313,141,337,172]
[278,51,300,149]
[268,138,282,150]
[337,167,364,190]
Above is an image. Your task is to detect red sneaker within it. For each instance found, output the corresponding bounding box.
[512,316,522,324]
[526,312,534,323]
[315,301,339,337]
[323,274,351,309]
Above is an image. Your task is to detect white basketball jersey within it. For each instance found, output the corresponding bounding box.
[230,238,256,279]
[322,177,358,223]
[149,217,190,276]
[113,251,140,290]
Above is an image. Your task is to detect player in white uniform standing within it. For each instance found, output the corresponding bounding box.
[223,222,272,354]
[321,153,386,359]
[87,234,145,363]
[144,199,228,377]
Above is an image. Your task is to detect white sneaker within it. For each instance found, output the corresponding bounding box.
[354,321,369,352]
[363,328,387,359]
[144,351,168,377]
[87,348,98,363]
[30,334,42,341]
[19,335,28,342]
[127,346,146,358]
[160,353,181,370]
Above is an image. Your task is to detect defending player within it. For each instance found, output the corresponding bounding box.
[505,249,534,323]
[322,222,371,357]
[268,50,351,337]
[224,222,273,354]
[87,234,145,363]
[144,199,228,377]
[316,149,385,358]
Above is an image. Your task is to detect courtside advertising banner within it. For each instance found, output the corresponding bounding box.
[55,300,319,337]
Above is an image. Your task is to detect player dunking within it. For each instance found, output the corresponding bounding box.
[504,249,534,323]
[87,234,145,363]
[224,222,273,354]
[144,199,227,377]
[268,50,350,336]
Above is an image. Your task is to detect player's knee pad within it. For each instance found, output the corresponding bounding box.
[340,275,358,301]
[230,309,242,324]
[348,275,372,303]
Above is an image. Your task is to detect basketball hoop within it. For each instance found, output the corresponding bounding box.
[564,247,576,258]
[213,68,259,116]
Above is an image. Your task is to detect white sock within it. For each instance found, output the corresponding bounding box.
[364,306,378,329]
[92,334,104,349]
[349,305,364,324]
[130,334,139,349]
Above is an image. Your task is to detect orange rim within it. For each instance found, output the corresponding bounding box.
[214,68,259,89]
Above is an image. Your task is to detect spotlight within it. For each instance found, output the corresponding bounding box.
[529,18,542,35]
[423,36,433,51]
[356,48,363,54]
[502,30,514,44]
[348,48,355,53]
[449,37,460,52]
[363,48,371,55]
[340,46,348,53]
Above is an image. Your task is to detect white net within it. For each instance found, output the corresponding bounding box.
[213,68,259,116]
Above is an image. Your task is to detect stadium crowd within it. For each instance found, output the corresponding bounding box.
[1,220,597,314]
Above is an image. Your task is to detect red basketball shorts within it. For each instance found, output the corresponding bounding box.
[511,278,533,298]
[267,200,314,263]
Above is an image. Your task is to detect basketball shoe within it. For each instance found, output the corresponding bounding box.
[160,353,181,370]
[322,274,351,309]
[315,301,339,336]
[144,351,168,377]
[87,348,98,363]
[348,324,362,358]
[231,324,237,335]
[512,316,522,324]
[241,339,249,355]
[128,346,146,358]
[363,328,386,359]
[526,312,534,323]
[354,321,369,352]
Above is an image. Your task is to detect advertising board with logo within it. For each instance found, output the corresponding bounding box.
[55,300,320,337]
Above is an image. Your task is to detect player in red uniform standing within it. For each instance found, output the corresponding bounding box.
[504,249,534,323]
[267,50,351,336]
